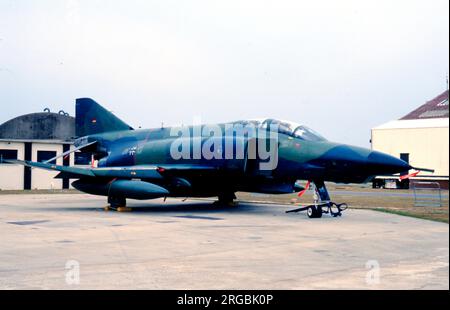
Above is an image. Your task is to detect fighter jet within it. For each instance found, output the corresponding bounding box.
[4,98,433,218]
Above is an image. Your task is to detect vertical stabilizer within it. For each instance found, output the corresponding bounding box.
[75,98,133,137]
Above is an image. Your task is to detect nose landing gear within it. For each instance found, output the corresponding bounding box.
[286,181,348,218]
[305,204,323,218]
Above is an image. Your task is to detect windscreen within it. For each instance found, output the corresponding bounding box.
[233,119,327,142]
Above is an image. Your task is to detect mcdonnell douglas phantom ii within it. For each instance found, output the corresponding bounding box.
[4,98,432,218]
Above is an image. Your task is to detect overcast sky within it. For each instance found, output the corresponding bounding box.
[0,0,448,146]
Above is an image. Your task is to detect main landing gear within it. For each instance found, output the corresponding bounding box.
[213,192,239,207]
[286,181,348,218]
[105,196,132,212]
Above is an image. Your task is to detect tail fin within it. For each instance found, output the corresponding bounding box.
[75,98,133,137]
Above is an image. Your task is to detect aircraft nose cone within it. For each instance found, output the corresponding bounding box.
[367,151,411,175]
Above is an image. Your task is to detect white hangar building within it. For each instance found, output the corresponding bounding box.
[0,110,90,191]
[371,90,449,189]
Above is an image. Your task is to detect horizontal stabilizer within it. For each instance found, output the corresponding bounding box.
[44,141,97,164]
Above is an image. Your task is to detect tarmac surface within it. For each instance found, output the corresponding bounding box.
[0,194,448,289]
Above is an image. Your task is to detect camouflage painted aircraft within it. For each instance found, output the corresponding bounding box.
[5,98,432,218]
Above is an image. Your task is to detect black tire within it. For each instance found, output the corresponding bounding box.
[217,192,236,205]
[316,206,323,218]
[307,206,322,218]
[109,196,126,210]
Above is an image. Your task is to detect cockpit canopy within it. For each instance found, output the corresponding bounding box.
[232,119,327,142]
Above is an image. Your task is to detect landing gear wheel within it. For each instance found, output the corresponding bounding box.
[307,206,322,218]
[214,192,238,207]
[107,196,127,211]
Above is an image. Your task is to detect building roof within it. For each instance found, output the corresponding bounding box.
[0,139,73,144]
[373,90,450,130]
[372,118,449,130]
[401,90,449,120]
[0,112,75,141]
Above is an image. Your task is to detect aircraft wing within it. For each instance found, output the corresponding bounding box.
[5,159,96,177]
[3,159,217,180]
